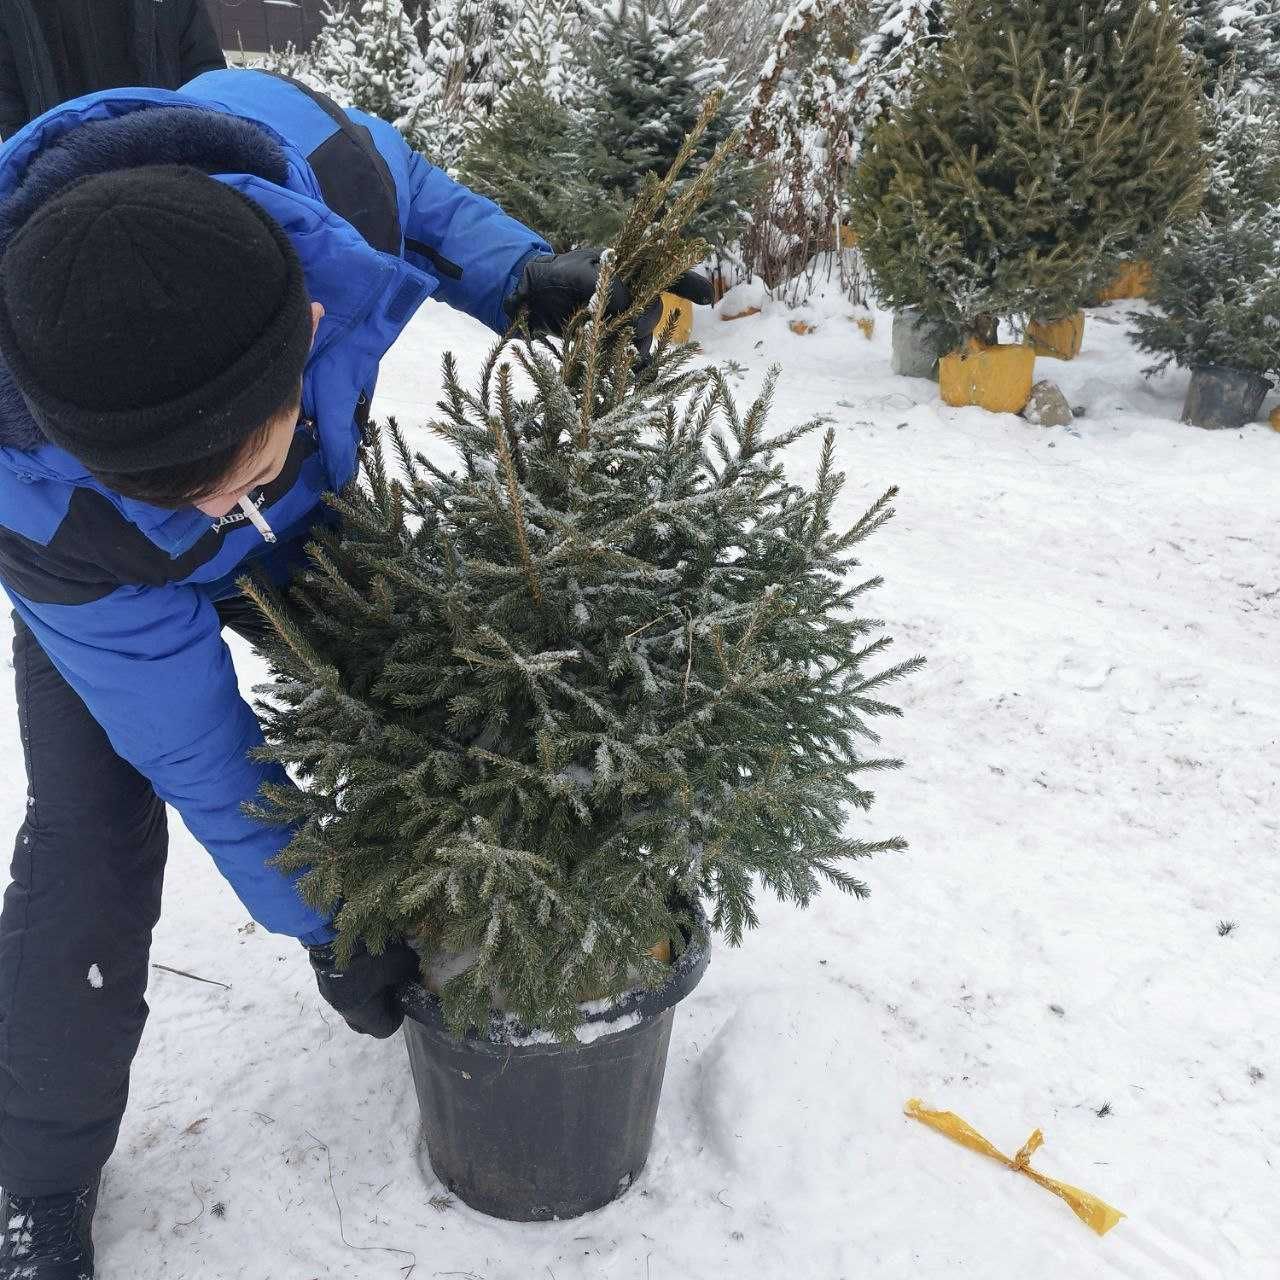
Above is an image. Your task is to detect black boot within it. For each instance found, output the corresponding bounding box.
[0,1180,98,1279]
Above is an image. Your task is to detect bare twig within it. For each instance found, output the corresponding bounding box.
[151,963,230,990]
[682,618,695,704]
[305,1131,417,1278]
[173,1182,206,1231]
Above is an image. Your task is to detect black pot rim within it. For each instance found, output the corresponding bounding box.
[398,902,711,1050]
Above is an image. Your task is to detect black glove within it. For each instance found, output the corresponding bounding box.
[504,246,714,340]
[306,939,420,1039]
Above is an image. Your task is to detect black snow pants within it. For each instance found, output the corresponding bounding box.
[0,598,268,1195]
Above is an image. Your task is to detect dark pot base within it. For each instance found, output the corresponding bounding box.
[399,929,710,1222]
[1182,364,1273,430]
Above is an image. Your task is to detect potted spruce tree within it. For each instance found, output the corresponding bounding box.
[1072,0,1203,306]
[244,113,921,1222]
[1132,80,1280,429]
[850,0,1202,406]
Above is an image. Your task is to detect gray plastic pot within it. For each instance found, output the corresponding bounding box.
[891,308,944,381]
[399,918,710,1222]
[1182,364,1273,429]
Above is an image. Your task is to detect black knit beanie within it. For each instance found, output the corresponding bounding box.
[0,165,312,473]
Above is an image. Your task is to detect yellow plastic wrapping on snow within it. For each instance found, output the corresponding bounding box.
[904,1099,1125,1237]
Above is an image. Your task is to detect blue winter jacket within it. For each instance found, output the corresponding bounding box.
[0,70,551,942]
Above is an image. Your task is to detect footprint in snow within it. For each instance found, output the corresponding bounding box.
[1055,653,1112,690]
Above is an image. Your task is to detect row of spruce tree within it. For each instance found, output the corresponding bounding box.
[262,0,748,251]
[263,1,1280,389]
[847,0,1280,393]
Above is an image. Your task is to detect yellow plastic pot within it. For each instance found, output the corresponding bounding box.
[573,938,674,1004]
[1097,260,1151,303]
[430,937,677,1003]
[939,340,1035,414]
[658,292,693,343]
[1026,311,1084,360]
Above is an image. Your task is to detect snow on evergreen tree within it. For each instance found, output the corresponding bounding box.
[310,0,431,150]
[416,0,520,168]
[698,0,792,84]
[850,0,1203,344]
[253,41,328,90]
[1132,79,1280,380]
[848,0,946,143]
[501,0,591,109]
[245,115,919,1038]
[1182,0,1280,94]
[578,0,741,252]
[742,0,865,297]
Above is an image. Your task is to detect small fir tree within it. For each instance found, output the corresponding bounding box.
[1182,0,1280,95]
[578,0,747,249]
[456,81,609,252]
[245,106,920,1039]
[310,0,431,151]
[456,1,611,249]
[849,0,1203,346]
[742,0,868,300]
[1131,80,1280,380]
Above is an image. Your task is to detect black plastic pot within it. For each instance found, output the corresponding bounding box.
[1182,364,1273,430]
[399,926,710,1222]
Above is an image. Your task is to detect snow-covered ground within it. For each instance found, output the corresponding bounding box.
[3,287,1277,1279]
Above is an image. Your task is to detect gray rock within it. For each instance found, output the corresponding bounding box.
[891,309,943,381]
[1022,380,1074,428]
